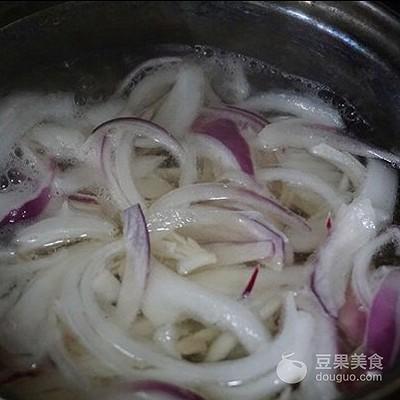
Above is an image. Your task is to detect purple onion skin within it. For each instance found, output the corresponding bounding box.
[0,186,51,228]
[126,380,206,400]
[241,265,260,298]
[364,270,400,369]
[193,117,254,175]
[337,286,367,351]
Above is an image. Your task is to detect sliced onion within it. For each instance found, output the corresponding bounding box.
[352,227,400,309]
[0,186,51,228]
[275,147,342,187]
[217,170,267,195]
[80,98,126,130]
[148,206,289,269]
[68,193,99,205]
[312,197,378,317]
[61,260,313,385]
[154,64,205,137]
[257,118,400,166]
[191,264,308,298]
[204,372,285,400]
[359,159,398,226]
[194,106,267,140]
[126,63,181,115]
[116,204,150,328]
[122,380,206,400]
[150,183,310,233]
[179,207,287,254]
[15,212,117,252]
[310,143,365,191]
[0,157,54,228]
[364,269,400,369]
[210,59,250,103]
[204,242,274,266]
[0,246,92,364]
[192,115,254,175]
[257,167,345,210]
[92,117,196,208]
[117,57,182,97]
[53,165,104,196]
[94,117,196,185]
[0,266,65,363]
[143,261,269,353]
[189,134,245,175]
[337,286,367,350]
[240,91,343,127]
[294,292,338,400]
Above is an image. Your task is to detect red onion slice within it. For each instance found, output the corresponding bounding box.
[242,265,260,298]
[90,117,196,209]
[0,158,54,228]
[124,380,206,400]
[68,193,99,204]
[337,286,367,350]
[93,117,196,187]
[364,269,400,369]
[116,204,150,328]
[0,186,51,228]
[196,106,267,138]
[192,116,254,175]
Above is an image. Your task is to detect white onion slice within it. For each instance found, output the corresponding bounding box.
[190,265,309,298]
[210,59,250,104]
[93,117,196,191]
[360,159,398,225]
[143,261,269,353]
[150,183,310,233]
[126,65,180,114]
[116,204,150,328]
[117,57,182,97]
[203,241,274,266]
[310,143,365,190]
[189,134,243,174]
[257,167,345,210]
[154,64,205,137]
[312,197,378,317]
[62,256,313,385]
[240,91,343,127]
[257,118,400,166]
[15,212,117,252]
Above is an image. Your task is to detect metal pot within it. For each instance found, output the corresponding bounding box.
[0,1,400,399]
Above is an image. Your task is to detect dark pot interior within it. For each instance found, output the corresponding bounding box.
[1,1,400,399]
